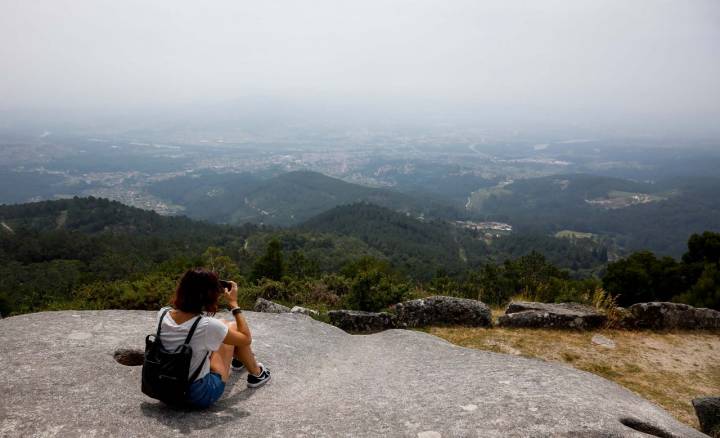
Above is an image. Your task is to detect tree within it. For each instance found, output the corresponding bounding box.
[286,250,319,279]
[674,264,720,310]
[475,263,514,305]
[501,251,567,301]
[602,251,681,306]
[344,269,408,312]
[339,256,408,311]
[251,239,284,281]
[682,231,720,265]
[202,246,241,280]
[680,232,720,292]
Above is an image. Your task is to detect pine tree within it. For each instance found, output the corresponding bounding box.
[251,239,284,281]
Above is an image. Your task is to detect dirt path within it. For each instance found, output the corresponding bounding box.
[1,221,14,234]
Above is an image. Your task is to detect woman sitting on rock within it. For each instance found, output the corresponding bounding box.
[156,268,270,408]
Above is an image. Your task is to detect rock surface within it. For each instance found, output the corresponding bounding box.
[0,311,706,438]
[498,301,607,330]
[253,297,291,313]
[591,334,616,349]
[290,306,319,317]
[327,309,395,333]
[394,295,492,328]
[624,302,720,330]
[693,397,720,436]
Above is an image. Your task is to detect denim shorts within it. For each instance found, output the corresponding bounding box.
[187,372,225,408]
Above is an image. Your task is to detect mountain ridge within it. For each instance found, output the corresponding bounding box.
[148,170,461,226]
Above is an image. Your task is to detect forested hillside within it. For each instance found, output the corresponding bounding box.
[1,197,717,316]
[148,170,461,225]
[0,198,256,314]
[472,174,720,256]
[300,203,608,279]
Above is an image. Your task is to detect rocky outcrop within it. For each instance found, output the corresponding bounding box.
[0,310,705,437]
[327,309,395,333]
[290,306,319,317]
[253,298,291,313]
[395,295,492,328]
[623,302,720,330]
[693,397,720,437]
[0,310,704,438]
[498,301,607,330]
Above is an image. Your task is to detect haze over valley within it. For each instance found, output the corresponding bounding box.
[2,116,719,259]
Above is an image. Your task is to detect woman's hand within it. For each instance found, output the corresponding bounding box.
[224,280,239,308]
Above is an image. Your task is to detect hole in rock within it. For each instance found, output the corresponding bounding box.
[114,349,144,366]
[618,417,675,438]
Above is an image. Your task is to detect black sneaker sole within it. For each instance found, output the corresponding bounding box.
[247,374,271,388]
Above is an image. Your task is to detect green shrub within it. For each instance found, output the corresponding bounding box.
[71,272,176,310]
[343,270,409,312]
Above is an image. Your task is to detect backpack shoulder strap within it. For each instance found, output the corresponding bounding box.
[156,308,171,337]
[188,352,209,383]
[185,315,208,383]
[183,315,203,344]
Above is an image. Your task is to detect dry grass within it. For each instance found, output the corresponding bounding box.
[428,326,720,430]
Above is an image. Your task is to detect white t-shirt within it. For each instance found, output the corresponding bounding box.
[155,307,229,381]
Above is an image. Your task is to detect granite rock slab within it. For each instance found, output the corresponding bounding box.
[253,298,291,313]
[327,309,396,333]
[625,302,720,330]
[394,295,492,328]
[0,311,706,437]
[498,301,607,330]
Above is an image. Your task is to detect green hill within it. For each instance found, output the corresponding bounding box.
[299,203,609,279]
[470,174,720,256]
[300,202,487,278]
[0,196,255,238]
[1,193,715,317]
[148,170,460,226]
[0,197,382,315]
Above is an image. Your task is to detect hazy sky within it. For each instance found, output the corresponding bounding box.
[1,0,719,134]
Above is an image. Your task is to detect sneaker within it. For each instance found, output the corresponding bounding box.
[231,358,245,372]
[247,363,271,388]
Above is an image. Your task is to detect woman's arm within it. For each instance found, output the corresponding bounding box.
[222,281,253,347]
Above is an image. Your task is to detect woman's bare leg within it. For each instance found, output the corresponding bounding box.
[209,343,234,382]
[236,344,260,375]
[222,321,261,375]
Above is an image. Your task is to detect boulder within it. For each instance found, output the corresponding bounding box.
[693,397,720,437]
[394,295,492,328]
[0,310,705,437]
[591,334,616,349]
[624,302,720,330]
[498,301,607,330]
[253,298,291,313]
[290,306,319,317]
[327,309,395,333]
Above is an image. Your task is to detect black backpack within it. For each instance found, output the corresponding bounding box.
[141,309,208,405]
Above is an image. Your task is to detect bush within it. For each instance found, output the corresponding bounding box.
[236,284,263,309]
[591,287,623,329]
[321,273,352,297]
[602,251,682,306]
[288,279,341,307]
[343,270,409,312]
[71,272,176,310]
[257,278,289,301]
[674,264,720,310]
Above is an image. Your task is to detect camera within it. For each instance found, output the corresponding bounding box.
[219,280,232,290]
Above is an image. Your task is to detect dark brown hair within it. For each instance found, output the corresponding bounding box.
[172,268,223,314]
